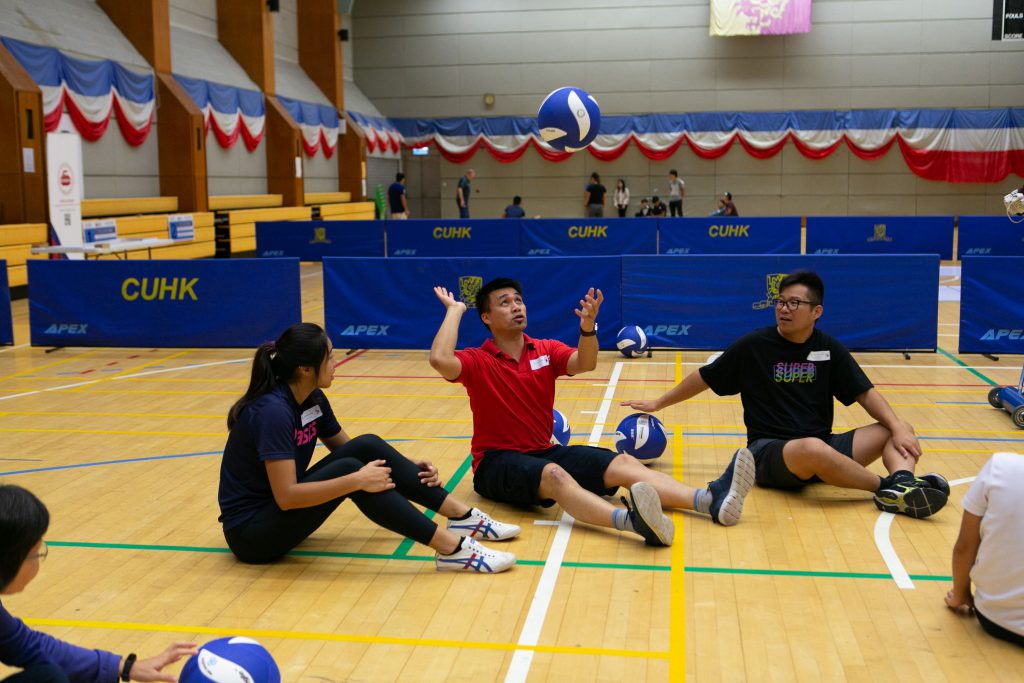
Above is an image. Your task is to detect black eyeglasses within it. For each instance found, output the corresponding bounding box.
[772,298,817,311]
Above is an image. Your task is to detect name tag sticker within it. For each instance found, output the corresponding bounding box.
[301,405,323,426]
[530,355,551,371]
[807,350,831,361]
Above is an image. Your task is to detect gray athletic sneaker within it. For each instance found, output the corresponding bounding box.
[707,447,756,526]
[621,481,675,546]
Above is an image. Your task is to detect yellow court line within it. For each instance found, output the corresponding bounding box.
[106,350,192,380]
[0,349,100,383]
[0,427,224,437]
[23,618,667,660]
[674,351,683,385]
[669,423,685,680]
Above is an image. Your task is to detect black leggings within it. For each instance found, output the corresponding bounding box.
[977,609,1024,647]
[2,666,69,683]
[223,434,450,563]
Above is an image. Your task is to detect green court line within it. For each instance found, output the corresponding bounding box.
[44,540,951,581]
[392,454,474,557]
[937,347,998,386]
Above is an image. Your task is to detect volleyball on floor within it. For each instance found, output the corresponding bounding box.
[552,408,571,446]
[615,413,667,462]
[616,325,649,357]
[537,86,601,152]
[179,637,280,683]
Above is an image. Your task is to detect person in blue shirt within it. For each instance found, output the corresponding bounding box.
[0,485,196,682]
[218,322,518,573]
[502,196,526,218]
[388,173,409,219]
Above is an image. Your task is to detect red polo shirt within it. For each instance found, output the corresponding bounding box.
[452,335,576,470]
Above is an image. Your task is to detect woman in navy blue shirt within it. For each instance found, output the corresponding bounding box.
[218,323,518,573]
[0,485,195,683]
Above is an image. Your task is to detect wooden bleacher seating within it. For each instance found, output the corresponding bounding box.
[0,223,48,287]
[81,196,179,218]
[208,194,284,211]
[304,192,351,205]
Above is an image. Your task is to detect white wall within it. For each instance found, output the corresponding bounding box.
[356,0,1024,218]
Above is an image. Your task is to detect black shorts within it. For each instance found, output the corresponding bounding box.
[473,445,619,507]
[748,430,856,490]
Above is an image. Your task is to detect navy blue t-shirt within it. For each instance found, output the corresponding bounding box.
[504,204,525,218]
[218,383,341,529]
[388,182,406,213]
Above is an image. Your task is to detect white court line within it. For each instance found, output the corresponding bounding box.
[504,360,624,683]
[876,476,976,589]
[0,358,248,402]
[0,343,29,354]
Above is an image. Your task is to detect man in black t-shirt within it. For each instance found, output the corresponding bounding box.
[622,270,949,519]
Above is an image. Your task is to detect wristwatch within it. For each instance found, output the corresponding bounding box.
[580,323,598,337]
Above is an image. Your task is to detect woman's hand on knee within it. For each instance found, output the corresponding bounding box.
[358,460,395,493]
[416,459,442,487]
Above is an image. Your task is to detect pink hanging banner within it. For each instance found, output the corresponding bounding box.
[710,0,812,36]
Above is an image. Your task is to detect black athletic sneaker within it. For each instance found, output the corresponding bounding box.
[873,479,948,518]
[707,447,755,526]
[918,472,951,497]
[621,482,674,546]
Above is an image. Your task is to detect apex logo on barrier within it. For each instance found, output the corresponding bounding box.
[434,226,471,239]
[644,324,691,336]
[664,247,690,254]
[813,249,840,254]
[121,278,198,301]
[44,323,88,334]
[393,249,417,255]
[340,325,390,336]
[568,225,607,238]
[980,329,1023,340]
[261,250,285,257]
[963,248,992,255]
[527,248,551,255]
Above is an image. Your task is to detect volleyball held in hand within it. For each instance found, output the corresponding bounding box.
[179,637,281,683]
[537,86,601,152]
[552,408,571,446]
[615,413,667,463]
[616,325,649,357]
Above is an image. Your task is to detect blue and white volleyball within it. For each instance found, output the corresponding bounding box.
[537,87,601,152]
[616,325,649,358]
[614,413,667,463]
[179,637,280,683]
[552,408,571,446]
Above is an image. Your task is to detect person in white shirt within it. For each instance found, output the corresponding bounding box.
[613,179,630,217]
[667,170,685,217]
[946,452,1024,647]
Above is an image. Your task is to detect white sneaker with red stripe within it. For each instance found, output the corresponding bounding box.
[446,507,521,541]
[435,537,515,573]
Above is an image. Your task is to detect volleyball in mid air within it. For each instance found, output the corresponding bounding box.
[537,87,601,152]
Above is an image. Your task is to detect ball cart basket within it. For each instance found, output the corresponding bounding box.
[987,363,1024,428]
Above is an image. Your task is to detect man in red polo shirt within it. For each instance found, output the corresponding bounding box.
[428,277,755,547]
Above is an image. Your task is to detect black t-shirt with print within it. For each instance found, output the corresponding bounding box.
[699,326,873,444]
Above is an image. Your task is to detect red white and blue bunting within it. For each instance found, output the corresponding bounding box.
[391,109,1024,184]
[277,96,339,158]
[346,110,401,154]
[2,36,154,146]
[174,75,265,152]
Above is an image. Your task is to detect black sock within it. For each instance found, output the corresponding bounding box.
[450,509,473,521]
[878,470,915,491]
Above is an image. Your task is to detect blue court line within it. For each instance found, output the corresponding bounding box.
[0,451,223,477]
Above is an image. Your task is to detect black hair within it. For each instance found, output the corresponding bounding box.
[778,270,824,305]
[616,178,626,190]
[640,197,649,203]
[669,169,678,177]
[652,195,661,202]
[724,191,732,200]
[0,485,49,591]
[396,172,405,182]
[227,322,330,429]
[476,278,523,325]
[513,196,522,205]
[590,172,600,182]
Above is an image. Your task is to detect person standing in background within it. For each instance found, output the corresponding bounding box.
[583,172,607,218]
[613,179,630,217]
[456,169,475,218]
[667,169,685,217]
[388,173,409,219]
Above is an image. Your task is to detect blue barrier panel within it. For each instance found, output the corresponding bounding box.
[256,220,384,260]
[387,219,518,257]
[806,216,953,259]
[0,261,12,345]
[959,257,1024,354]
[957,216,1024,257]
[658,217,801,254]
[28,259,301,347]
[323,257,623,349]
[622,255,938,350]
[519,218,657,256]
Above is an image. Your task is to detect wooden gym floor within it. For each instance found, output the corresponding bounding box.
[1,263,1022,682]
